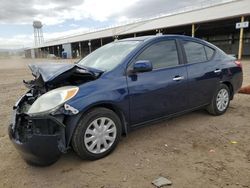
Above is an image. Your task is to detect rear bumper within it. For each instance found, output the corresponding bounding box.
[8,94,66,166]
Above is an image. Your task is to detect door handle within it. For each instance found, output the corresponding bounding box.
[214,69,222,73]
[173,76,184,81]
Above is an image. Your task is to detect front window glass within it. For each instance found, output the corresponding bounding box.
[135,40,179,69]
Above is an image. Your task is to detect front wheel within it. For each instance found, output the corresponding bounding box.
[72,108,122,160]
[207,84,230,116]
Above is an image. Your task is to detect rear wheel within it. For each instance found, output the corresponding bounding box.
[72,108,122,160]
[207,84,230,116]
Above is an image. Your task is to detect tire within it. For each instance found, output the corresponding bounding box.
[72,107,122,160]
[207,84,230,116]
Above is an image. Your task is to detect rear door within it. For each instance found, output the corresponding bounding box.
[127,39,189,125]
[181,40,221,108]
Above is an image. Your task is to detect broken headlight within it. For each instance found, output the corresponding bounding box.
[28,86,79,115]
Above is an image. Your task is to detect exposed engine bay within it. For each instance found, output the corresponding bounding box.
[24,63,102,94]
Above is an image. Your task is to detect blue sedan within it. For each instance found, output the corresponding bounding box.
[9,35,243,166]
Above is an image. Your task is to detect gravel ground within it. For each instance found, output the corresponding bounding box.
[0,57,249,188]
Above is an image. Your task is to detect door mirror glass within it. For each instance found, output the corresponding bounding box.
[133,60,152,73]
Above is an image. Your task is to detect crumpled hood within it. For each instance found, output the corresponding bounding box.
[29,63,75,82]
[28,63,103,83]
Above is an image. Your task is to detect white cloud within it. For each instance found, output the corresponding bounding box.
[44,27,88,40]
[0,27,89,49]
[0,0,225,25]
[33,3,59,10]
[0,0,225,49]
[35,0,140,25]
[0,35,33,49]
[75,0,140,22]
[0,0,140,25]
[69,23,80,28]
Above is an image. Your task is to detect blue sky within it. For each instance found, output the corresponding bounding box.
[0,0,222,49]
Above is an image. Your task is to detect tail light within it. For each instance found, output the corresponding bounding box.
[234,60,242,68]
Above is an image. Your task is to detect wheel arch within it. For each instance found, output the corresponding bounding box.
[222,81,234,100]
[86,103,129,136]
[65,102,129,147]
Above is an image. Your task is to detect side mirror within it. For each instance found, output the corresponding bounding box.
[133,60,153,73]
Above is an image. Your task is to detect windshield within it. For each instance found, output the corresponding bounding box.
[78,41,141,71]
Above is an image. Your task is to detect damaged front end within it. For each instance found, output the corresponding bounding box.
[8,92,67,166]
[8,63,102,166]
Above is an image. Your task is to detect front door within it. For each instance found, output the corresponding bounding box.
[127,39,189,125]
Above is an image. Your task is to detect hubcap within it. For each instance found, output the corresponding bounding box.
[84,117,117,154]
[216,88,229,112]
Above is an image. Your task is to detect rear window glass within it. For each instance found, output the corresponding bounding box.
[183,41,207,64]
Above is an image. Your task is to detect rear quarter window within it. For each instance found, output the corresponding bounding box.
[205,46,215,60]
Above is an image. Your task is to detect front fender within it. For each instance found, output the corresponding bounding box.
[64,76,130,146]
[67,76,129,116]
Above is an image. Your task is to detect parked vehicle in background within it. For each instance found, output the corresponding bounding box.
[8,35,243,166]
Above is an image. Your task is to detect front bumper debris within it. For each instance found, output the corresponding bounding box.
[8,94,67,166]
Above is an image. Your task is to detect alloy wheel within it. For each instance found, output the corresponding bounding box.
[216,88,229,112]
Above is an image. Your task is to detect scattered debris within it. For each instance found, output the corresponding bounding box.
[172,147,181,154]
[122,175,128,182]
[209,149,216,153]
[239,85,250,94]
[230,141,238,144]
[164,144,168,147]
[61,168,73,173]
[152,177,172,187]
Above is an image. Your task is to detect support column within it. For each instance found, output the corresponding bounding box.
[100,38,103,46]
[88,41,92,53]
[238,16,245,60]
[57,46,60,57]
[134,33,136,37]
[192,24,195,37]
[79,42,82,57]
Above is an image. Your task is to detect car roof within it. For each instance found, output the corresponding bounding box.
[118,34,217,50]
[118,34,195,42]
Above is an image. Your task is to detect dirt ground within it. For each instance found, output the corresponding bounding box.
[0,57,249,188]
